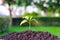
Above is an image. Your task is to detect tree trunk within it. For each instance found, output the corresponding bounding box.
[8,4,12,27]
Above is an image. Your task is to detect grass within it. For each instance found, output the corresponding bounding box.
[0,26,60,38]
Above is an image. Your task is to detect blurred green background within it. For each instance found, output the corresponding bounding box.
[0,0,60,38]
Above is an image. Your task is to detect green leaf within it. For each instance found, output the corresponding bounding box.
[31,12,39,17]
[20,20,28,26]
[5,0,16,5]
[55,8,60,13]
[32,19,39,25]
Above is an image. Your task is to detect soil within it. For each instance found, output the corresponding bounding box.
[0,30,60,40]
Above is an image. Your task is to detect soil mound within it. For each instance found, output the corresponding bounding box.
[0,30,60,40]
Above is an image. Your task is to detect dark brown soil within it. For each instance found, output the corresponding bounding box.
[0,30,60,40]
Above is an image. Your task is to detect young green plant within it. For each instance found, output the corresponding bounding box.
[20,12,39,29]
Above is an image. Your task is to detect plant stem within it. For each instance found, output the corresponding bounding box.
[29,20,31,30]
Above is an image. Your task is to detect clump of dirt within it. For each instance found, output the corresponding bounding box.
[0,30,60,40]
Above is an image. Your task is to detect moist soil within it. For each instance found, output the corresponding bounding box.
[0,30,60,40]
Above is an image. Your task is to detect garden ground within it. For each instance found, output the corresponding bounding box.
[0,26,60,38]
